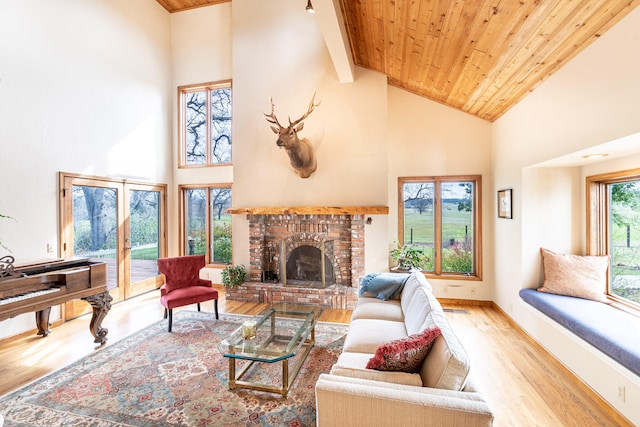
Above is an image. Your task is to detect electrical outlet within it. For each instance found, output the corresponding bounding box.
[469,287,476,295]
[617,384,626,402]
[46,243,54,253]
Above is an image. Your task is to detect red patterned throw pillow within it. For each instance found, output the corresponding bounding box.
[366,327,442,373]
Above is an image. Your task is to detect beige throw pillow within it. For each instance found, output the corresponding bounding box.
[539,248,609,303]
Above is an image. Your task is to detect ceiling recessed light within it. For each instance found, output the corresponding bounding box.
[582,153,609,159]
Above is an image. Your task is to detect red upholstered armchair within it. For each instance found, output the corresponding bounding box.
[157,255,219,332]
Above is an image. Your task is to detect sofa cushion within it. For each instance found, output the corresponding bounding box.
[331,352,423,386]
[404,286,442,335]
[400,270,432,314]
[419,310,470,391]
[538,248,609,303]
[343,319,407,354]
[351,297,404,322]
[366,327,442,373]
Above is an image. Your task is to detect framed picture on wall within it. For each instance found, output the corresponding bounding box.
[498,189,512,219]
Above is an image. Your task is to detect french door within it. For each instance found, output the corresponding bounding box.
[59,173,167,319]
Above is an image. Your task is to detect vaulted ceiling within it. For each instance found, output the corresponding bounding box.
[156,0,639,122]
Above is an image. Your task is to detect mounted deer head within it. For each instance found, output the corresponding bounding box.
[264,93,320,178]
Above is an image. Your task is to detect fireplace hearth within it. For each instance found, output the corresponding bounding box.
[225,206,388,309]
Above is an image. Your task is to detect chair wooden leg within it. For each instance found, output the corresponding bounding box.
[197,303,201,312]
[167,309,173,332]
[214,299,219,319]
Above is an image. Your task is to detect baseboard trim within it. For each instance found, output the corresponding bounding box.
[438,298,492,306]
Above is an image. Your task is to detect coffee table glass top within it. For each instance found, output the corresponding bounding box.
[218,303,323,363]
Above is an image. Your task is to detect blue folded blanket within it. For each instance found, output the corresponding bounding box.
[359,272,410,300]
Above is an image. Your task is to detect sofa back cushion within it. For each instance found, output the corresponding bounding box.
[400,270,432,314]
[403,286,435,335]
[419,310,470,391]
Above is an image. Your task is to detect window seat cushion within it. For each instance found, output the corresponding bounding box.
[519,288,640,376]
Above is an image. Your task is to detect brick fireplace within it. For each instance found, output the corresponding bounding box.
[225,206,388,309]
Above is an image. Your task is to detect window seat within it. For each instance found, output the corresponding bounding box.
[519,288,640,376]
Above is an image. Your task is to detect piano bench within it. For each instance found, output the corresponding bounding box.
[160,286,219,332]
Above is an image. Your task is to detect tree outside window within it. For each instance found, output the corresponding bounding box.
[588,172,640,308]
[182,185,232,264]
[609,181,640,305]
[399,175,481,279]
[180,81,232,166]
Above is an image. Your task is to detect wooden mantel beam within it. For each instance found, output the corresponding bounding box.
[226,206,389,215]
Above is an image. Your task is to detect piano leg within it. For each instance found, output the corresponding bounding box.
[35,307,52,337]
[82,291,113,345]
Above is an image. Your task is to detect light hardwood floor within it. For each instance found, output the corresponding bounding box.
[0,287,632,426]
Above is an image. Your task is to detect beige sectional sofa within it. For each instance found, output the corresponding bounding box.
[315,270,494,426]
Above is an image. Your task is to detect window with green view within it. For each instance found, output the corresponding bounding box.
[399,175,481,278]
[183,185,232,264]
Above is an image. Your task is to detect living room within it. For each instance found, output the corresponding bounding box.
[1,0,640,425]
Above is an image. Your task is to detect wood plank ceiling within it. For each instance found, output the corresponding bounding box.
[157,0,639,122]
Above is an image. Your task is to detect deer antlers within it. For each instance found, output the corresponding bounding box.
[264,92,320,130]
[289,92,320,127]
[264,99,283,129]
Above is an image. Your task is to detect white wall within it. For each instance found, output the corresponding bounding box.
[0,0,172,338]
[170,4,233,268]
[230,0,390,272]
[493,6,640,423]
[231,0,388,207]
[387,87,494,299]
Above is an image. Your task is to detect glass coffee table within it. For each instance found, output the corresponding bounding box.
[218,303,323,397]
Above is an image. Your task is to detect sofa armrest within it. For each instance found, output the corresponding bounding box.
[315,374,493,427]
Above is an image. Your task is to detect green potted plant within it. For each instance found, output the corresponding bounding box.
[390,243,429,270]
[221,264,247,289]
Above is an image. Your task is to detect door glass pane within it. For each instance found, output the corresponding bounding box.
[185,90,207,165]
[129,190,160,284]
[72,185,118,291]
[609,181,640,304]
[402,182,435,271]
[210,187,232,263]
[185,189,207,255]
[441,182,474,273]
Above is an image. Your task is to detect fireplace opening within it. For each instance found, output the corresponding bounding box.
[282,243,335,288]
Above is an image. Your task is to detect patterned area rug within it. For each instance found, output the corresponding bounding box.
[0,311,348,427]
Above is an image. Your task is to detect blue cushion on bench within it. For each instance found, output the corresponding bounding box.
[519,288,640,376]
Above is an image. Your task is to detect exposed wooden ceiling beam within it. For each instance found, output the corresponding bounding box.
[314,0,355,83]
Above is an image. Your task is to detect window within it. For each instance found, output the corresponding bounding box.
[587,169,640,308]
[179,80,232,166]
[398,175,482,279]
[181,184,232,264]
